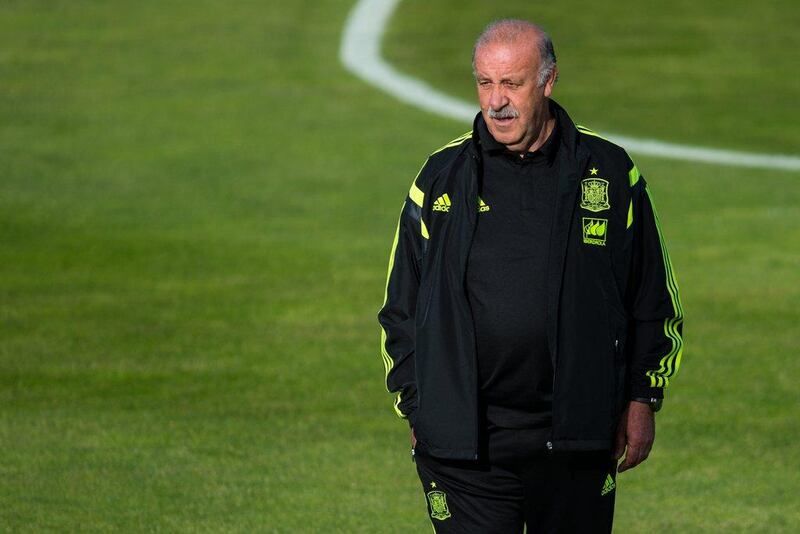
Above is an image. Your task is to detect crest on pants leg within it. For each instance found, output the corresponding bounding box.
[426,485,451,520]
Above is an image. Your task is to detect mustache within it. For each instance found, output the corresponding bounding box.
[488,106,519,119]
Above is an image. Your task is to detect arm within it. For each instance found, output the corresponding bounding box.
[377,175,427,426]
[615,164,685,471]
[627,166,684,400]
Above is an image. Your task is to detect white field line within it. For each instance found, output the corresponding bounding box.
[340,0,800,172]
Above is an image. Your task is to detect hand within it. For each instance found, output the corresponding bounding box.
[613,401,655,473]
[411,427,417,448]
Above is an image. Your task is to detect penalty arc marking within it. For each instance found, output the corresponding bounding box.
[340,0,800,172]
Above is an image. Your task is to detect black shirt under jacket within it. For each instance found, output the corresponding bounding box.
[466,113,560,429]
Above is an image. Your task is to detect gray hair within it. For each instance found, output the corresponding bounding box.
[472,19,558,87]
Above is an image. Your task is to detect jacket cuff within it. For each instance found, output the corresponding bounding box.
[629,384,664,400]
[406,408,417,428]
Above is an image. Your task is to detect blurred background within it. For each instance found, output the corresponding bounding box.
[1,0,798,531]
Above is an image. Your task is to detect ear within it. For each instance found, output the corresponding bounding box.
[543,67,558,98]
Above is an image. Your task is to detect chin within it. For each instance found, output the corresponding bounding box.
[489,128,521,146]
[486,123,510,137]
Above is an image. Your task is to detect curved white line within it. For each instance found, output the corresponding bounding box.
[340,0,800,172]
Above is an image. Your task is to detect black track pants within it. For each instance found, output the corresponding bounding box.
[413,426,617,533]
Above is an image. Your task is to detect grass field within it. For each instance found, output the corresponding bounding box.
[1,0,798,531]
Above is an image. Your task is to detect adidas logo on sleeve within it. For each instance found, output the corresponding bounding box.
[432,194,452,212]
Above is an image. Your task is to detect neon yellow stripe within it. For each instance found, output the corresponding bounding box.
[643,184,684,387]
[442,193,451,206]
[421,218,429,239]
[627,199,633,229]
[379,207,402,385]
[629,165,640,187]
[650,291,681,385]
[647,186,682,386]
[409,182,424,207]
[430,131,471,156]
[379,205,409,418]
[393,393,405,418]
[408,159,428,207]
[656,223,683,380]
[576,124,610,142]
[649,316,684,387]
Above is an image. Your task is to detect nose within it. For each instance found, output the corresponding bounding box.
[489,85,508,111]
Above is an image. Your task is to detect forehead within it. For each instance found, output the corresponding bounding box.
[475,41,539,78]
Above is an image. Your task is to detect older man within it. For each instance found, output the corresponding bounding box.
[378,19,683,533]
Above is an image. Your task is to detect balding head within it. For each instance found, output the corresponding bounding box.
[472,19,557,87]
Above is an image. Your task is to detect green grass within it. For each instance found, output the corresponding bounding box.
[1,0,798,531]
[385,0,800,154]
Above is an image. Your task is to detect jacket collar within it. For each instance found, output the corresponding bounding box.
[469,99,589,163]
[474,102,561,164]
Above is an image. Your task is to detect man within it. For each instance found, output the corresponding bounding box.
[377,19,683,533]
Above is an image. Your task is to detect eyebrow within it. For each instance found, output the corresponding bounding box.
[476,75,525,84]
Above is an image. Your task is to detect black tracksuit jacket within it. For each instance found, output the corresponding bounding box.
[378,101,684,460]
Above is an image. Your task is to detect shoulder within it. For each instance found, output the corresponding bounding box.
[414,131,473,188]
[404,130,473,209]
[575,125,631,164]
[575,124,640,186]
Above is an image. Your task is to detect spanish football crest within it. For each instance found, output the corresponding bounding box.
[426,489,452,520]
[580,178,610,212]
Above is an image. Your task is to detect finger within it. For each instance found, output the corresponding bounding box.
[617,458,630,473]
[629,437,653,464]
[641,438,654,459]
[613,426,627,459]
[625,451,648,470]
[618,446,641,473]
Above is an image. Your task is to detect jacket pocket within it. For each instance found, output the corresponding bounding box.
[603,295,628,418]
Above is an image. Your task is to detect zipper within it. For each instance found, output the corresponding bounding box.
[548,371,556,452]
[549,312,559,453]
[469,154,480,460]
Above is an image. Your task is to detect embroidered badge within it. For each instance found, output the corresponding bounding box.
[580,178,610,212]
[432,193,452,212]
[426,483,452,521]
[583,217,608,246]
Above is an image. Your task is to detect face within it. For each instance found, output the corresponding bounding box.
[474,39,557,152]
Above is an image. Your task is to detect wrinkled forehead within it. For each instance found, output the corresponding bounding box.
[474,41,539,77]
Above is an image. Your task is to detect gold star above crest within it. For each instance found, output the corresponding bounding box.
[590,167,599,175]
[430,481,437,488]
